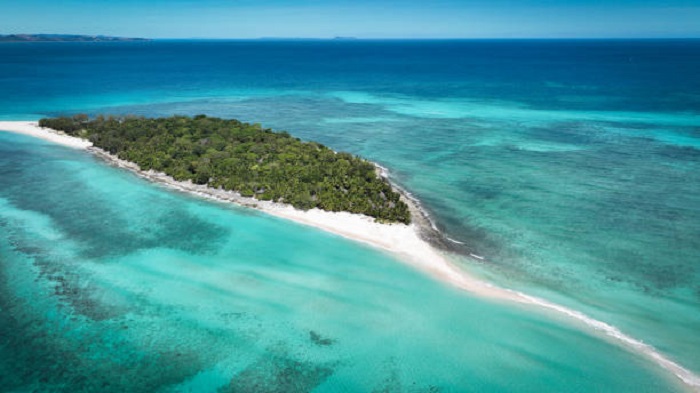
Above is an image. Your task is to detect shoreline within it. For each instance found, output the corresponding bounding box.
[1,120,699,391]
[0,120,92,149]
[0,120,508,298]
[87,147,516,301]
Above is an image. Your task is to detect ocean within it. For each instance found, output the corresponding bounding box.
[1,40,699,392]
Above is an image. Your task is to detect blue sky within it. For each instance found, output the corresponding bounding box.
[2,0,699,39]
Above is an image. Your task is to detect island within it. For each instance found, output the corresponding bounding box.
[0,34,150,42]
[39,115,411,223]
[0,118,540,305]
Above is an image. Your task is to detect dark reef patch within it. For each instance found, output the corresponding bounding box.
[0,150,230,261]
[309,330,336,346]
[221,355,334,393]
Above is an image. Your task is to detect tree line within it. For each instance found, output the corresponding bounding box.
[40,114,411,224]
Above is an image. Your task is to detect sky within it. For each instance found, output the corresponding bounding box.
[1,0,699,39]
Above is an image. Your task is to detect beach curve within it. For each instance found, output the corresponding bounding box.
[1,120,698,392]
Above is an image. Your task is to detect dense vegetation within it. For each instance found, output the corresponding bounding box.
[39,115,410,223]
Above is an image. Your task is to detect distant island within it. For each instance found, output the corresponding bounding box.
[0,34,149,42]
[39,115,411,223]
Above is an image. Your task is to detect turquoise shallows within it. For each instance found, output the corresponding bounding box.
[1,40,699,391]
[0,132,681,391]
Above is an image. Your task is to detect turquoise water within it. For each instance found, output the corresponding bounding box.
[0,132,681,392]
[1,40,699,391]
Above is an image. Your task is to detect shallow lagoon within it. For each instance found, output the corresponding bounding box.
[1,40,699,391]
[0,132,681,391]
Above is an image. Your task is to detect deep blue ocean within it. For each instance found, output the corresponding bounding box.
[1,40,699,392]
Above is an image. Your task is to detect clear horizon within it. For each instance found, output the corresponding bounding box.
[2,0,699,39]
[4,35,700,41]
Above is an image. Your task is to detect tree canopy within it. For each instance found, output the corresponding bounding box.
[39,114,411,224]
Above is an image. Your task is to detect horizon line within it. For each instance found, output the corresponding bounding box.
[3,33,700,41]
[3,35,700,42]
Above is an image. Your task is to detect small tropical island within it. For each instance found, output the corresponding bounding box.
[39,115,411,223]
[0,34,149,42]
[2,117,475,302]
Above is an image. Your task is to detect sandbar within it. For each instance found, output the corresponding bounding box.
[2,120,698,391]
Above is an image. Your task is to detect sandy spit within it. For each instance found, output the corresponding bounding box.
[0,121,505,297]
[2,120,698,391]
[0,121,93,149]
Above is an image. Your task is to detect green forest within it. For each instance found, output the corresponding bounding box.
[39,115,411,224]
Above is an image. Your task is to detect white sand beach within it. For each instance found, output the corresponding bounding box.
[2,120,699,391]
[0,121,506,298]
[0,121,93,149]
